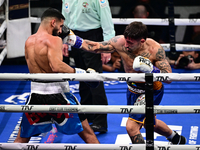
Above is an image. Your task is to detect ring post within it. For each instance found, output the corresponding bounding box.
[168,0,177,60]
[145,73,154,150]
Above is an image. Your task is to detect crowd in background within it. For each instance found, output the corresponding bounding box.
[2,0,200,70]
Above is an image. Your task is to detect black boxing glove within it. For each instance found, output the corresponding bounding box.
[59,25,70,39]
[75,68,100,88]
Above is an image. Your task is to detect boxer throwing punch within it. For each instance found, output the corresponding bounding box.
[66,21,186,144]
[14,8,99,143]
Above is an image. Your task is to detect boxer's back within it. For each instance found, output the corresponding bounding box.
[25,33,54,73]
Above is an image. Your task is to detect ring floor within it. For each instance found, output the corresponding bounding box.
[0,65,199,145]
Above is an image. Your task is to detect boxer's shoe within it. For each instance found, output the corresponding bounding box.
[167,131,186,144]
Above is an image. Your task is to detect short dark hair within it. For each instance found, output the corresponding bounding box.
[124,21,148,40]
[41,8,65,21]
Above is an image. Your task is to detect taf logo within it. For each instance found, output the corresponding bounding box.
[65,145,77,150]
[120,146,132,150]
[157,146,170,150]
[27,145,39,150]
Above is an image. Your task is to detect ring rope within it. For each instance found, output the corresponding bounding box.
[0,47,7,65]
[0,105,199,114]
[0,143,199,150]
[0,3,197,150]
[0,20,7,38]
[29,17,200,51]
[112,18,200,26]
[30,17,200,26]
[0,0,4,7]
[160,43,200,51]
[0,73,200,82]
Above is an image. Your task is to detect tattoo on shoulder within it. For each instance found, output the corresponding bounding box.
[140,52,151,58]
[110,36,121,43]
[156,46,165,60]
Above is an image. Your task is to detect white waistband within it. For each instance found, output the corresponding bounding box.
[31,81,70,94]
[127,84,145,94]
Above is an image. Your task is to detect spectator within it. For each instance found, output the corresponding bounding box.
[118,3,162,42]
[62,0,115,133]
[183,13,200,45]
[167,51,200,69]
[102,51,125,72]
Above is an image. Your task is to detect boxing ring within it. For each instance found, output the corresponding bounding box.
[0,70,200,150]
[0,0,200,150]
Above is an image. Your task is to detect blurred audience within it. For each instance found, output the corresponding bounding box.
[116,3,162,42]
[102,51,125,72]
[167,13,200,70]
[167,51,200,70]
[182,13,200,45]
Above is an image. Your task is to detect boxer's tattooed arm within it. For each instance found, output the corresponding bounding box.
[140,52,151,58]
[84,40,114,53]
[156,47,165,60]
[130,134,145,144]
[110,36,121,43]
[155,46,172,73]
[97,36,121,52]
[157,61,171,73]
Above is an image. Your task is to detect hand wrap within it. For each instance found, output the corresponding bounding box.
[75,68,100,88]
[62,28,83,49]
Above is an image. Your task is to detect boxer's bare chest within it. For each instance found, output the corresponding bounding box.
[119,46,154,73]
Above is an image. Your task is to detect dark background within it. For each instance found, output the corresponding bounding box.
[1,0,200,65]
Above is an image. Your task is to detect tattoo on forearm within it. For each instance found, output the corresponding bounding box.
[130,134,145,144]
[156,47,165,60]
[101,41,110,46]
[99,42,111,50]
[87,45,93,50]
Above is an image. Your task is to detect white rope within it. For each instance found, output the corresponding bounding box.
[0,73,200,82]
[153,73,200,82]
[30,17,200,26]
[112,18,200,26]
[30,17,41,24]
[0,20,6,37]
[161,43,200,51]
[0,0,4,7]
[0,143,199,150]
[0,105,199,114]
[29,17,200,51]
[0,46,7,65]
[0,73,145,82]
[0,143,147,150]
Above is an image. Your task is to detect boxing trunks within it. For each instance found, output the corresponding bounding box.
[127,81,164,124]
[20,81,83,138]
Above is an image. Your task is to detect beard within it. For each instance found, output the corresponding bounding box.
[52,27,59,36]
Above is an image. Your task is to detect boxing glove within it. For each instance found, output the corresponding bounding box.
[59,25,70,39]
[61,25,83,49]
[133,56,160,73]
[75,68,100,88]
